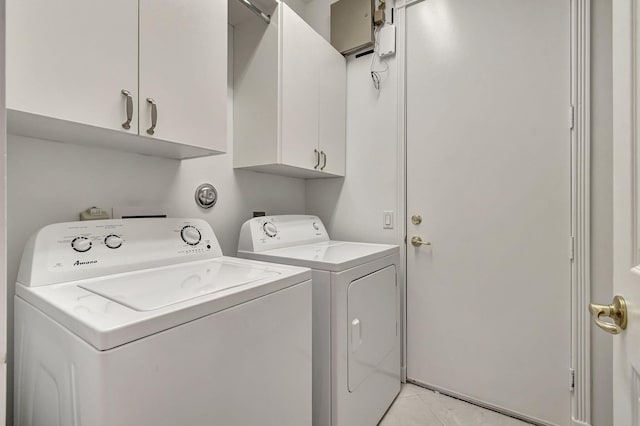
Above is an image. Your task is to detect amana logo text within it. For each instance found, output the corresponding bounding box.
[74,260,98,266]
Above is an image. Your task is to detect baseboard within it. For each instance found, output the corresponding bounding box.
[406,378,558,426]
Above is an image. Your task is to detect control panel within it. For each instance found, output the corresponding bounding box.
[18,218,223,287]
[238,215,329,253]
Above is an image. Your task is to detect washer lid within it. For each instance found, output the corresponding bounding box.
[79,261,280,311]
[239,241,399,272]
[15,257,311,351]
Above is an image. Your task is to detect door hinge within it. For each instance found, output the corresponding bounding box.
[569,368,575,392]
[568,105,575,130]
[569,236,575,261]
[396,321,398,336]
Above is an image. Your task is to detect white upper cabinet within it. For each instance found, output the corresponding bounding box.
[280,5,321,172]
[317,39,347,176]
[7,0,139,132]
[139,0,227,152]
[233,3,347,178]
[7,0,227,159]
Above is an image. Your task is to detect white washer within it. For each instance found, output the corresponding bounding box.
[14,218,312,426]
[238,215,400,426]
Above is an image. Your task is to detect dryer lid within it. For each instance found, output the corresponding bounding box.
[239,241,398,272]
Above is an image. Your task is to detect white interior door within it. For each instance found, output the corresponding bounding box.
[610,1,640,424]
[405,1,571,425]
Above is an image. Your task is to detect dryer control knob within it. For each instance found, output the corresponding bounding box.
[263,222,278,238]
[181,226,202,246]
[312,222,320,231]
[71,237,92,253]
[104,234,123,249]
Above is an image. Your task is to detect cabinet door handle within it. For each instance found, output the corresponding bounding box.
[320,151,327,170]
[146,98,157,135]
[314,149,320,169]
[121,90,133,130]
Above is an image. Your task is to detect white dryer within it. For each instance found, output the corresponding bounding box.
[238,215,400,426]
[14,218,312,426]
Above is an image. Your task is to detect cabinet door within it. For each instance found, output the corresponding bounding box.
[7,0,138,132]
[139,0,227,152]
[280,4,320,171]
[318,42,346,176]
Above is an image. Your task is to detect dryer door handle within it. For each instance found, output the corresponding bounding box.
[351,318,362,352]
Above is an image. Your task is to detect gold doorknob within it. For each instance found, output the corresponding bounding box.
[411,236,431,247]
[589,295,628,335]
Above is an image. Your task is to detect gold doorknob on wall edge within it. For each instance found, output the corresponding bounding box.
[411,236,431,247]
[589,295,628,335]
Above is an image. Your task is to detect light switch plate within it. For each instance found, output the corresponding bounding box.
[383,211,394,229]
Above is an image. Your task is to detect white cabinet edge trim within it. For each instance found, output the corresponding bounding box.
[7,109,221,160]
[569,0,592,424]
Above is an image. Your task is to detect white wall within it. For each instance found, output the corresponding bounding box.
[304,0,400,245]
[304,0,331,41]
[591,0,613,424]
[306,54,398,244]
[4,25,306,424]
[285,0,309,17]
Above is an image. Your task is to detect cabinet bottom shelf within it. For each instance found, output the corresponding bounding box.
[7,109,223,160]
[234,162,344,179]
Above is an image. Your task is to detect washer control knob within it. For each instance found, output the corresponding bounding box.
[104,234,123,249]
[312,222,320,231]
[181,226,202,246]
[263,222,278,238]
[71,237,92,253]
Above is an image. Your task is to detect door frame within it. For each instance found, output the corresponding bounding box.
[1,0,7,420]
[394,0,592,424]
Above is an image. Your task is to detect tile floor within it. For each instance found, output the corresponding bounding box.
[379,383,534,426]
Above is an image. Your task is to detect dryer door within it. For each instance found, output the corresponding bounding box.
[347,265,397,392]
